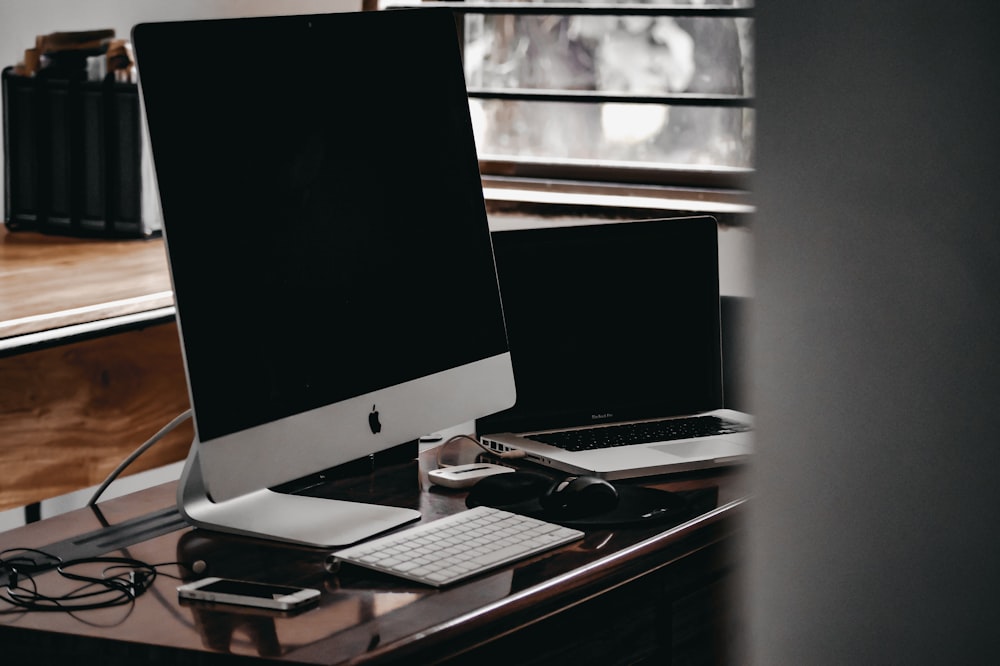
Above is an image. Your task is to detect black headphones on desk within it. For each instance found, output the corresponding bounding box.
[0,548,206,613]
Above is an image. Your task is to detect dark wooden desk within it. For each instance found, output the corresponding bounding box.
[0,445,748,665]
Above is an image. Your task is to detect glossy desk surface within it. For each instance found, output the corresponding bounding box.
[0,444,748,664]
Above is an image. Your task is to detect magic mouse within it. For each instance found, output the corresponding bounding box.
[540,475,619,518]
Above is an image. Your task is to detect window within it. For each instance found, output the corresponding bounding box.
[376,0,754,216]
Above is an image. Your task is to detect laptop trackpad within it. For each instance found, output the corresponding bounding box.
[650,439,748,461]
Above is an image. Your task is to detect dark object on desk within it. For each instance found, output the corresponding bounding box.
[465,470,553,507]
[541,475,619,518]
[467,471,689,528]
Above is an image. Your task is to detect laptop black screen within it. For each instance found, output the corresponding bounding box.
[477,216,724,435]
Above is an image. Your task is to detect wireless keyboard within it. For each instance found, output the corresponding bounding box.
[330,506,584,587]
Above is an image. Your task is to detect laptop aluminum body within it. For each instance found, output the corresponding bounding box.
[477,216,752,480]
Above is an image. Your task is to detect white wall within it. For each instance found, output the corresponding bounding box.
[1,0,359,67]
[719,225,752,298]
[749,3,1000,664]
[1,0,359,209]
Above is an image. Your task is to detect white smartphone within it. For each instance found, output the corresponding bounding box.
[177,577,320,611]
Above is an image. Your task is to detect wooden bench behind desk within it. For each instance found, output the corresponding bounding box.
[0,226,191,511]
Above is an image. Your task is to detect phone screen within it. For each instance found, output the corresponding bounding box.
[197,579,304,599]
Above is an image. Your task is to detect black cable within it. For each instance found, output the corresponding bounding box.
[0,549,201,614]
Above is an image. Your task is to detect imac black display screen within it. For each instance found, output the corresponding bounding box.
[136,10,509,443]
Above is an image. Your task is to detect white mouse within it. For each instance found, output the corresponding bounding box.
[428,463,515,489]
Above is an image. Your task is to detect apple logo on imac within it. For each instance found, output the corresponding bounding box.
[368,405,382,434]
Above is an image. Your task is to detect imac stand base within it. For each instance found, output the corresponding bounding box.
[177,444,422,548]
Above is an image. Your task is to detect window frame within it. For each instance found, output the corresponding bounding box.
[369,0,755,221]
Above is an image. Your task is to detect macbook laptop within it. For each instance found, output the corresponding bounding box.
[477,216,752,480]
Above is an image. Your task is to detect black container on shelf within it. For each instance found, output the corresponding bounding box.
[2,65,160,238]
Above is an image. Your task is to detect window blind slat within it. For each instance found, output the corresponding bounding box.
[408,3,754,18]
[468,88,753,107]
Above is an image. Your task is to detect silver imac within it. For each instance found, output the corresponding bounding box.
[132,9,516,547]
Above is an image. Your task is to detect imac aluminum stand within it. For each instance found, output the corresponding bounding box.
[177,441,421,548]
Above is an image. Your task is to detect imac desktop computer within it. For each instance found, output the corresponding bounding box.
[132,9,516,547]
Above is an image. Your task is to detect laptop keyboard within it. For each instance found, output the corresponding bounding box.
[528,415,751,452]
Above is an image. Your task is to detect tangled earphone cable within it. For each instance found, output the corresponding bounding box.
[0,548,198,613]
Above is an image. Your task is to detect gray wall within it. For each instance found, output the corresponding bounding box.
[749,3,1000,663]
